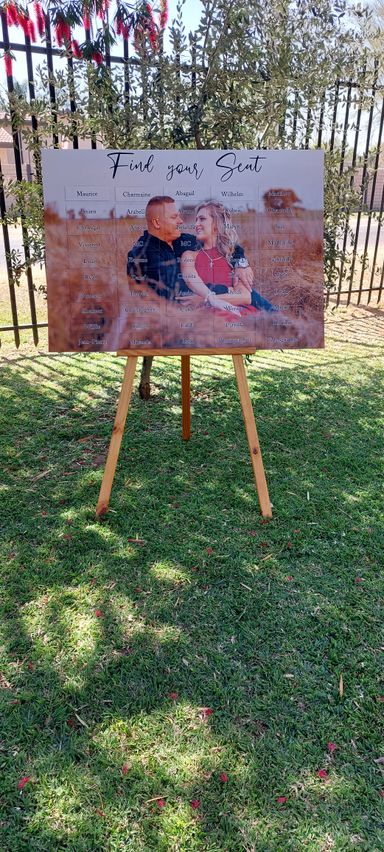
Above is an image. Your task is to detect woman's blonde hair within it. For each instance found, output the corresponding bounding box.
[196,201,238,259]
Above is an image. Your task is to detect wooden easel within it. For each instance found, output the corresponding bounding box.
[96,350,272,519]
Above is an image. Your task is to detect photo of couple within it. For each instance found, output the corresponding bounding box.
[42,148,324,353]
[127,196,276,320]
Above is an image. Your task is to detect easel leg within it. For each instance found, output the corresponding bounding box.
[181,355,191,440]
[232,355,272,518]
[96,356,138,517]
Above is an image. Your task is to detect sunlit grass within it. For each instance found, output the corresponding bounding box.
[0,340,383,850]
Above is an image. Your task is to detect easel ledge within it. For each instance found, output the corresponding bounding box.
[96,350,272,520]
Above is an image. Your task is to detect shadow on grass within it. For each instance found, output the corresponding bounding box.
[0,351,383,850]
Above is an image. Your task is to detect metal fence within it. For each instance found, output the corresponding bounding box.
[0,12,383,347]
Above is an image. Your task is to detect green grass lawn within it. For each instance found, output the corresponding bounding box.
[0,343,383,851]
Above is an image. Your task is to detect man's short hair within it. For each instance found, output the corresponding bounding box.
[146,195,175,218]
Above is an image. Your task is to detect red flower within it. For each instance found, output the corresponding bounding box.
[83,11,91,30]
[92,50,103,66]
[317,769,329,781]
[190,798,200,809]
[95,609,103,617]
[327,741,337,754]
[27,662,34,671]
[18,13,31,37]
[122,763,130,775]
[206,547,213,555]
[121,23,131,39]
[34,2,45,37]
[6,3,18,27]
[168,692,178,700]
[159,0,168,28]
[286,575,294,581]
[71,39,83,59]
[219,772,229,782]
[18,776,31,790]
[27,19,36,41]
[277,795,288,804]
[200,707,213,718]
[157,798,166,808]
[4,54,13,76]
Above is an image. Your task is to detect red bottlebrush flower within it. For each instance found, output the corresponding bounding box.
[83,11,91,30]
[122,762,130,775]
[277,795,288,804]
[71,39,83,59]
[145,3,158,50]
[380,790,384,798]
[18,13,31,37]
[200,707,213,718]
[219,772,229,782]
[27,19,36,41]
[317,769,329,781]
[169,692,178,700]
[6,3,19,27]
[159,0,168,29]
[4,53,13,77]
[34,2,45,37]
[157,798,166,808]
[92,50,103,66]
[55,15,71,47]
[190,798,200,809]
[95,609,103,617]
[355,576,363,584]
[286,575,294,581]
[122,23,131,39]
[18,775,31,790]
[206,547,213,555]
[327,741,337,754]
[97,0,110,19]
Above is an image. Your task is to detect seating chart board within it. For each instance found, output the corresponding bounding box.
[42,149,324,352]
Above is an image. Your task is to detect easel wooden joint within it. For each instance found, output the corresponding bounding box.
[96,351,272,520]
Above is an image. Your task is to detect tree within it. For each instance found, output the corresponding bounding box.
[0,0,381,388]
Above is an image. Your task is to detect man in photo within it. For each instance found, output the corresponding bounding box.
[127,196,255,311]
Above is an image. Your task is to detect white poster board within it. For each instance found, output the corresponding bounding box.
[42,149,324,352]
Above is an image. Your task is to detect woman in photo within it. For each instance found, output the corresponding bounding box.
[178,201,275,314]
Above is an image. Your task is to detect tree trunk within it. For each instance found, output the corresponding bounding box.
[139,355,153,399]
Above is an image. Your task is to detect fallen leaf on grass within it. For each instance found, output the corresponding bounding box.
[355,577,363,584]
[127,538,146,545]
[95,808,105,817]
[32,469,51,482]
[18,776,31,790]
[380,790,384,798]
[339,674,344,697]
[122,763,130,775]
[0,672,11,689]
[374,757,384,765]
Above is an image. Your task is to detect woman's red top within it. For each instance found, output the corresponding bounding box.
[195,248,233,287]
